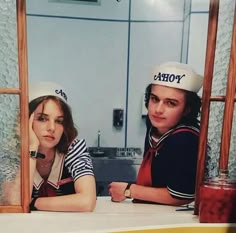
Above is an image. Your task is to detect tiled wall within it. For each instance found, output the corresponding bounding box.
[26,0,209,150]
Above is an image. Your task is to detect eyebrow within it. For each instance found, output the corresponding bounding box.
[35,113,64,118]
[150,93,179,103]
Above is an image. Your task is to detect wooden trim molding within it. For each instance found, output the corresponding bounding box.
[0,0,29,213]
[194,0,220,215]
[194,0,236,215]
[17,0,30,213]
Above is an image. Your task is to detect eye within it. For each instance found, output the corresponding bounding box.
[167,100,177,107]
[150,94,159,103]
[37,114,47,122]
[55,118,64,125]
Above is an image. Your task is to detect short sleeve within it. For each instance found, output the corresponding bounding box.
[65,138,94,181]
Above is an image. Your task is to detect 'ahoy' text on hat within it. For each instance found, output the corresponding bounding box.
[153,72,185,84]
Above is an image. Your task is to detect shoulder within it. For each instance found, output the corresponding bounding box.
[64,138,94,180]
[67,138,88,154]
[167,125,199,143]
[171,125,199,136]
[163,125,199,149]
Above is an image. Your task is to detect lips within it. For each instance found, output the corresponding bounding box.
[152,115,165,121]
[44,135,55,140]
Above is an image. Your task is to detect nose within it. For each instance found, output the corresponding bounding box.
[47,120,55,132]
[155,102,164,114]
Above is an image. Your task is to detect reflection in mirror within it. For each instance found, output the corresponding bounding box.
[26,0,209,151]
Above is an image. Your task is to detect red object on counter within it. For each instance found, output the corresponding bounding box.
[199,173,236,223]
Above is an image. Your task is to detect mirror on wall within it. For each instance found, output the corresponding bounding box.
[25,0,209,150]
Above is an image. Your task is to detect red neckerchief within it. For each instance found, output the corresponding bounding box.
[136,125,199,187]
[38,180,56,197]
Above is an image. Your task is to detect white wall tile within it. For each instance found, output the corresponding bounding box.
[187,13,208,76]
[191,0,210,12]
[131,0,185,21]
[127,22,183,147]
[26,0,129,20]
[27,16,128,147]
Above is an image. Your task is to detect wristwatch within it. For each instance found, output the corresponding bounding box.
[29,151,45,159]
[124,183,132,198]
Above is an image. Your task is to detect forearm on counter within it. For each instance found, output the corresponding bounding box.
[33,192,96,212]
[129,184,192,206]
[32,176,97,212]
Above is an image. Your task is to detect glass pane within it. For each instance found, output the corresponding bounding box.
[206,103,236,178]
[205,0,236,180]
[0,0,18,88]
[206,101,225,178]
[0,94,21,205]
[229,104,236,177]
[212,0,235,96]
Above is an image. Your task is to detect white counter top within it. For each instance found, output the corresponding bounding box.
[1,197,236,233]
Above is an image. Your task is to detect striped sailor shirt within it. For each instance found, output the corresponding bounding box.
[32,138,94,198]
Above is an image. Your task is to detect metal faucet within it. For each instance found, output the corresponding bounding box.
[93,130,104,156]
[97,130,101,149]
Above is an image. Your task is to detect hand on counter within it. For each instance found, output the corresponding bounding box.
[108,182,128,202]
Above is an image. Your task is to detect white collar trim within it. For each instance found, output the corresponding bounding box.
[33,151,64,190]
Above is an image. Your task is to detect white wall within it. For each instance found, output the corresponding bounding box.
[26,0,209,149]
[188,0,209,75]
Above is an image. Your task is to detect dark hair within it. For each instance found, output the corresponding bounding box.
[29,96,78,153]
[144,84,202,128]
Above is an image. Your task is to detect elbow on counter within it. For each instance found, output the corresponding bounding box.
[76,196,97,212]
[83,201,96,212]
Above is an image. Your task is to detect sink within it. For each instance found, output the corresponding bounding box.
[88,147,142,158]
[91,150,106,157]
[89,147,109,157]
[113,156,141,160]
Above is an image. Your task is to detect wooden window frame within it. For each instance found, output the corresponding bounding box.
[0,0,235,216]
[194,0,236,215]
[0,0,29,213]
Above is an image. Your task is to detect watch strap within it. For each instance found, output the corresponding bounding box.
[30,197,38,211]
[125,183,132,191]
[29,151,45,159]
[124,183,132,198]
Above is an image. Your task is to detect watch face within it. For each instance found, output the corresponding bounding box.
[30,151,37,158]
[125,189,131,198]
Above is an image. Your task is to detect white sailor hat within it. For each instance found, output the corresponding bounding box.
[29,81,68,103]
[150,62,203,93]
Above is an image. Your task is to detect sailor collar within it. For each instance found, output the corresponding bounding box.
[148,124,199,149]
[33,151,64,190]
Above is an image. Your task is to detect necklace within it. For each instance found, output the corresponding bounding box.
[37,158,55,168]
